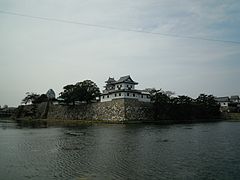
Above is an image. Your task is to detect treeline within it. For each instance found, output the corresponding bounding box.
[21,80,100,105]
[149,89,220,121]
[22,88,56,105]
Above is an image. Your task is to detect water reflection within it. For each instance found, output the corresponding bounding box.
[0,120,240,179]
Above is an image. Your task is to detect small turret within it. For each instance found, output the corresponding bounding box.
[46,89,56,100]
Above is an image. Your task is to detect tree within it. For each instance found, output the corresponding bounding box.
[145,88,157,94]
[172,95,193,104]
[59,84,76,105]
[33,94,48,104]
[75,80,100,103]
[195,94,217,106]
[170,96,194,120]
[59,80,100,105]
[22,92,40,105]
[151,91,220,120]
[145,88,175,103]
[151,90,171,104]
[147,89,172,119]
[163,90,175,97]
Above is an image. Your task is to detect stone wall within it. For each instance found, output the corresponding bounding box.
[124,99,154,122]
[47,99,126,122]
[15,99,154,122]
[14,102,48,119]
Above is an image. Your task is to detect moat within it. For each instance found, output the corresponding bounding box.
[1,120,240,179]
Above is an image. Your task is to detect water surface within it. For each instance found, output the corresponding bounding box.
[0,120,240,179]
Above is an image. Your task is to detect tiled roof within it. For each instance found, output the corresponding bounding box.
[230,95,239,100]
[105,77,116,84]
[116,75,138,84]
[215,97,230,102]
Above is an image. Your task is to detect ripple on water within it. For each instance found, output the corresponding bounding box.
[1,122,240,179]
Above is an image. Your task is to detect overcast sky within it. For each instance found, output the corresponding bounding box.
[0,0,240,107]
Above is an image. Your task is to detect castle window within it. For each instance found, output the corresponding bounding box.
[107,95,109,98]
[103,96,104,99]
[133,94,135,97]
[119,93,121,96]
[128,85,132,90]
[115,94,117,97]
[127,93,129,96]
[141,95,143,98]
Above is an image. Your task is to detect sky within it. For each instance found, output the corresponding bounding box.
[0,0,240,107]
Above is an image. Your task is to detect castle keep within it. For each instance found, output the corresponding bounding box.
[100,75,151,103]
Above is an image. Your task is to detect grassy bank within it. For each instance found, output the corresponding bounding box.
[222,113,240,121]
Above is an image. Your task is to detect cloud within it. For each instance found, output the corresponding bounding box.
[0,0,240,106]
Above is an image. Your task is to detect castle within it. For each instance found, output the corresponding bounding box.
[100,75,150,102]
[15,75,154,122]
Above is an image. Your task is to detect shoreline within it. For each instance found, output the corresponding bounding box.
[8,112,240,127]
[12,118,226,128]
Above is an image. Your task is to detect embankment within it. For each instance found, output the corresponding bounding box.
[221,113,240,121]
[13,99,231,125]
[13,99,154,123]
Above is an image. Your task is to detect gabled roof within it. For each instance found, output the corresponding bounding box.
[105,77,116,84]
[215,97,230,102]
[230,95,239,100]
[116,75,138,85]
